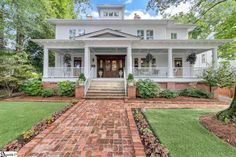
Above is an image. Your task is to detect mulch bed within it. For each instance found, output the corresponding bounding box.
[2,95,73,102]
[3,101,78,151]
[133,109,169,157]
[200,113,236,147]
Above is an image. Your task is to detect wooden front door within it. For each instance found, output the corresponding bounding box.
[97,55,125,78]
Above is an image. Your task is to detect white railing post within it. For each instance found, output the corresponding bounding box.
[168,48,174,78]
[43,47,49,78]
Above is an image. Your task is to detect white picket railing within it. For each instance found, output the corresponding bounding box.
[84,67,95,96]
[48,67,84,78]
[133,67,207,78]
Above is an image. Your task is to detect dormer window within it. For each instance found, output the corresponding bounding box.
[114,12,119,17]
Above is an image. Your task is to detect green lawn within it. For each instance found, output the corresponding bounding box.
[145,109,236,157]
[0,101,68,148]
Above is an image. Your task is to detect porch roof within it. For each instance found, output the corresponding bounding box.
[31,39,232,49]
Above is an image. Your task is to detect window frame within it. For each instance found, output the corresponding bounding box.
[69,29,76,39]
[171,33,177,39]
[137,30,144,39]
[146,30,154,40]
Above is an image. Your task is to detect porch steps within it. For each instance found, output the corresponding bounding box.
[85,79,126,99]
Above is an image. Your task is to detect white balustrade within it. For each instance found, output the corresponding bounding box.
[47,67,84,78]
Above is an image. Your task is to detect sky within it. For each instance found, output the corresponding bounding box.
[86,0,192,19]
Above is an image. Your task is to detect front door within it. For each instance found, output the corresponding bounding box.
[174,58,183,77]
[97,55,125,78]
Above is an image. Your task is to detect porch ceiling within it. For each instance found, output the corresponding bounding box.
[49,48,84,53]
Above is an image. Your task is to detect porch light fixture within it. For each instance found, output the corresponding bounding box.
[145,51,153,63]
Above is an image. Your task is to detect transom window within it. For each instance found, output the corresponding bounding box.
[171,33,177,39]
[137,30,144,39]
[146,30,154,40]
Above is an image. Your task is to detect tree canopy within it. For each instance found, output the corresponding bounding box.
[147,0,236,60]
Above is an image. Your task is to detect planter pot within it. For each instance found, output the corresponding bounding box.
[75,86,84,98]
[128,86,136,99]
[98,70,103,78]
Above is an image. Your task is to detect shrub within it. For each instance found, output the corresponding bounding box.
[41,89,54,97]
[58,81,75,96]
[179,88,213,98]
[160,89,179,99]
[127,73,134,81]
[79,73,86,81]
[137,79,161,98]
[21,80,42,96]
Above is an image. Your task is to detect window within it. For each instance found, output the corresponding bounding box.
[201,54,206,63]
[137,30,144,39]
[69,29,76,39]
[109,12,114,17]
[104,12,109,17]
[146,30,154,40]
[171,33,177,39]
[141,58,148,67]
[78,29,85,36]
[151,58,156,67]
[114,12,119,17]
[134,58,139,67]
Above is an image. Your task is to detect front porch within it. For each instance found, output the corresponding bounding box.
[42,47,216,82]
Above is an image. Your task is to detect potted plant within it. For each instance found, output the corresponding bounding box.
[98,68,103,78]
[127,73,135,86]
[77,73,86,86]
[186,53,197,76]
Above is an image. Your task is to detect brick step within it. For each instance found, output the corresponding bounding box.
[86,92,125,96]
[89,86,124,89]
[88,89,125,93]
[85,95,125,99]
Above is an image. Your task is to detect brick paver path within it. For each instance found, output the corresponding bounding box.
[21,100,135,157]
[18,99,229,157]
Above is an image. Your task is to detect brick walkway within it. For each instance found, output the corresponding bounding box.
[18,99,229,157]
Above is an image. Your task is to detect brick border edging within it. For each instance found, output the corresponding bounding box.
[17,100,85,157]
[126,108,146,157]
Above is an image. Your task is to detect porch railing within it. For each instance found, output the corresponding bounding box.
[133,67,207,78]
[48,67,84,78]
[84,67,95,96]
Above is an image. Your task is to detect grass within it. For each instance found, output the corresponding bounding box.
[0,101,68,148]
[144,109,236,157]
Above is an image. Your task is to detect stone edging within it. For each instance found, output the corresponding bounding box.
[17,100,85,157]
[126,108,146,157]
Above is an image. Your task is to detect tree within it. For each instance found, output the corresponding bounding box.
[202,62,236,93]
[0,51,35,96]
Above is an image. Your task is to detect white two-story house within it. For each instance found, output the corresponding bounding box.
[33,4,230,86]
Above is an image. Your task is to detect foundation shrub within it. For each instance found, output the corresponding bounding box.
[41,89,54,97]
[160,89,179,99]
[20,80,42,96]
[179,88,213,98]
[58,81,75,97]
[137,79,161,98]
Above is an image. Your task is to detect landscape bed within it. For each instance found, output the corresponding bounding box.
[144,109,236,157]
[0,101,76,151]
[132,109,169,157]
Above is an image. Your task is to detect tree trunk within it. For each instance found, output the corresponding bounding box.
[228,86,236,111]
[0,4,4,49]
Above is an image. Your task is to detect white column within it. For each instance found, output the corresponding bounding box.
[43,47,49,78]
[212,48,218,68]
[168,48,173,77]
[84,46,90,78]
[127,45,132,74]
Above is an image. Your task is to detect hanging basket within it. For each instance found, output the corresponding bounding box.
[145,53,153,63]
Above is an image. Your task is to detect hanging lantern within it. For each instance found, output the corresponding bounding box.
[146,52,153,63]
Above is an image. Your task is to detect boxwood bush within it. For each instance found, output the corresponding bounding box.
[41,89,54,97]
[21,80,42,96]
[137,79,161,98]
[179,88,213,98]
[160,89,179,99]
[58,81,75,96]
